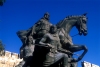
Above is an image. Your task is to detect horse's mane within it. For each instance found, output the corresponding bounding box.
[56,15,84,28]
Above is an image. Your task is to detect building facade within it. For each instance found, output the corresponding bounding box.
[0,50,23,67]
[82,61,100,67]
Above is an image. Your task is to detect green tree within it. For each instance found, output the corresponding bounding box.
[0,40,5,56]
[0,0,5,6]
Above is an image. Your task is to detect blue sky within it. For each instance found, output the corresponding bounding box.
[0,0,100,66]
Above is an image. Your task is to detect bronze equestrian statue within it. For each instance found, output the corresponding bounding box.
[16,12,88,67]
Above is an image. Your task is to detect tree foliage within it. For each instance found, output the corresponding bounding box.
[0,40,5,56]
[0,0,5,6]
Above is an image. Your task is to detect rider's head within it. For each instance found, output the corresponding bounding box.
[44,12,50,20]
[50,25,57,34]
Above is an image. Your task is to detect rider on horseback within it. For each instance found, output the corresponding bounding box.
[31,12,52,38]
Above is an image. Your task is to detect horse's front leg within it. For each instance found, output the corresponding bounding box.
[69,44,88,62]
[77,45,88,61]
[69,44,87,52]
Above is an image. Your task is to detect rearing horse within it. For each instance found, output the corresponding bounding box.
[16,13,88,67]
[56,13,88,62]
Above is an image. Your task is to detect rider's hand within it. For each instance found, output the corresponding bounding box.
[47,44,54,48]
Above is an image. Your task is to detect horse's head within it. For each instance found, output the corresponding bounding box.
[76,13,88,36]
[56,13,88,36]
